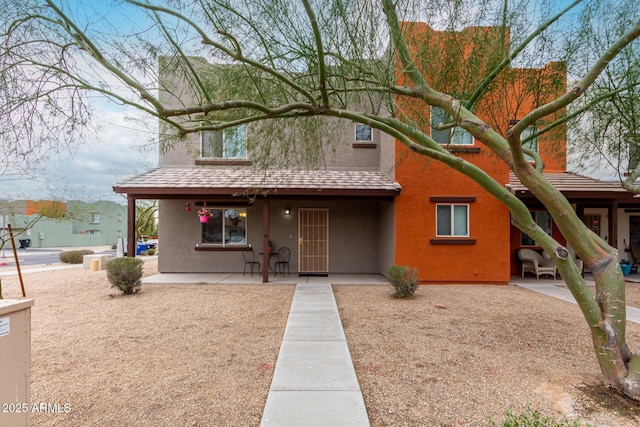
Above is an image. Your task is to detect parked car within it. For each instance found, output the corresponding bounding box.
[143,238,158,249]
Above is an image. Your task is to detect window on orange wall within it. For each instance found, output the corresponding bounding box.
[521,211,552,246]
[431,106,473,146]
[436,204,469,237]
[522,126,539,162]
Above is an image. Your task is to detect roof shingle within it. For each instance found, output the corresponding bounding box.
[113,167,401,197]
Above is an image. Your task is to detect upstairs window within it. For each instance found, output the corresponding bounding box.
[355,124,373,142]
[628,132,640,172]
[431,106,473,146]
[201,125,247,159]
[522,126,539,162]
[436,204,469,237]
[90,212,100,224]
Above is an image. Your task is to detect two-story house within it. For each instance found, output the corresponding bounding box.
[114,59,402,282]
[114,22,640,283]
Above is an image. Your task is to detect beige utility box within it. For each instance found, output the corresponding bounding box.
[82,254,114,270]
[0,299,34,427]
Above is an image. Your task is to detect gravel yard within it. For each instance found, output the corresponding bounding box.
[2,259,640,425]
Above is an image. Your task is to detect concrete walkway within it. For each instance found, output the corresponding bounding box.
[260,282,369,426]
[512,277,640,324]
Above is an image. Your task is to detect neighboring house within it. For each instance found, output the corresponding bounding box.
[393,23,569,284]
[0,200,127,248]
[113,22,640,283]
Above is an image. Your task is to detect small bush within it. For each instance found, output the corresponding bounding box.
[387,265,419,298]
[59,249,94,264]
[490,406,586,427]
[106,257,144,295]
[146,248,155,256]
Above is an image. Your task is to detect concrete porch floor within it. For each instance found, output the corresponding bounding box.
[141,272,391,285]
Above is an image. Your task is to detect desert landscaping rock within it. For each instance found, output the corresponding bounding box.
[2,260,640,425]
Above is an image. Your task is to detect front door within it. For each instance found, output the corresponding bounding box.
[298,208,329,273]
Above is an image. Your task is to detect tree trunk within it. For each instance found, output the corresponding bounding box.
[514,166,640,400]
[583,257,640,399]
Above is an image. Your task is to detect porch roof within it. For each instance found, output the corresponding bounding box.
[113,167,402,198]
[506,172,639,201]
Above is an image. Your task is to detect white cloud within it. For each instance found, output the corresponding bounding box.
[0,101,157,203]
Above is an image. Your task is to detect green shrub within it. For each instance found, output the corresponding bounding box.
[490,406,587,427]
[59,249,94,264]
[106,257,144,295]
[387,265,419,298]
[146,248,155,256]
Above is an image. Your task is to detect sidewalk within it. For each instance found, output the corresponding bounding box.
[511,277,640,324]
[260,282,369,426]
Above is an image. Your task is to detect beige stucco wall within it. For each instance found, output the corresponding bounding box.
[155,57,399,276]
[158,198,390,274]
[158,57,393,174]
[378,200,396,274]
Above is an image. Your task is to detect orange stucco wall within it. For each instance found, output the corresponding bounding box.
[393,23,567,284]
[25,200,67,216]
[394,140,512,284]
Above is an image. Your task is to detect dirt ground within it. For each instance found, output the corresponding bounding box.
[335,284,640,426]
[2,259,640,426]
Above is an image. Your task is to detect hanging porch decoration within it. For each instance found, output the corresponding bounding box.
[197,201,211,223]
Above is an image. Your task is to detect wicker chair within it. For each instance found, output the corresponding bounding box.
[543,247,583,276]
[518,248,556,279]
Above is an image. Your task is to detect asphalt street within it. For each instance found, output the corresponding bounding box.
[0,247,116,268]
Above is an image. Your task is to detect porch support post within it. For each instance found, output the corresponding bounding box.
[262,198,269,283]
[127,195,136,258]
[610,199,618,248]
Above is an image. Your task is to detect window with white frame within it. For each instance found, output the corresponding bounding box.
[521,126,539,162]
[436,204,469,237]
[521,210,552,246]
[202,208,247,246]
[201,125,247,159]
[431,106,473,146]
[90,212,100,224]
[355,124,373,142]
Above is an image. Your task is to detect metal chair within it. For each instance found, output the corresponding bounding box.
[274,246,291,276]
[242,248,261,277]
[629,245,640,274]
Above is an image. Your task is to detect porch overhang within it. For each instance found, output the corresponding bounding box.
[507,171,640,249]
[113,167,402,199]
[506,172,640,204]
